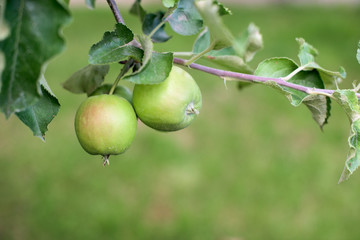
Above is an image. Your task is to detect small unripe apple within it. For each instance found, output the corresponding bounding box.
[90,84,133,104]
[132,66,202,131]
[75,95,137,164]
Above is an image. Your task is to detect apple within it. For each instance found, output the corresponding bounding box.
[75,94,137,164]
[132,66,202,131]
[90,84,133,104]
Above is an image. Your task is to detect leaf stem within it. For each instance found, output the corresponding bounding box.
[148,8,175,39]
[281,62,312,81]
[184,41,216,65]
[109,59,134,95]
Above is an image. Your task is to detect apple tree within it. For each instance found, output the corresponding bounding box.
[1,0,360,182]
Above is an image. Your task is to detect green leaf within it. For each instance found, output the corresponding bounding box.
[15,77,60,141]
[195,0,233,50]
[85,0,95,9]
[297,38,318,66]
[168,0,203,36]
[233,23,263,62]
[124,52,173,84]
[213,0,232,16]
[62,64,110,95]
[0,0,71,118]
[162,0,178,8]
[0,0,9,40]
[296,38,345,86]
[255,57,331,129]
[130,0,146,22]
[333,90,360,183]
[142,11,171,43]
[192,28,252,73]
[357,40,360,64]
[89,23,143,64]
[206,54,253,73]
[125,35,153,76]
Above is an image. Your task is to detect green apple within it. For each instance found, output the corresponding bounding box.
[90,84,133,104]
[133,66,202,131]
[75,95,137,164]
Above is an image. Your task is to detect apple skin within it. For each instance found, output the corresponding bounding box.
[75,95,137,156]
[132,66,202,131]
[90,84,133,104]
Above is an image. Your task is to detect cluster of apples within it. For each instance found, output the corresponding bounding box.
[74,66,202,164]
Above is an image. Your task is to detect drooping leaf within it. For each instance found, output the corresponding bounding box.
[63,64,110,95]
[130,0,146,22]
[296,38,346,86]
[213,0,232,16]
[142,11,171,43]
[255,57,331,129]
[0,0,71,118]
[233,23,263,62]
[333,90,360,183]
[89,23,143,64]
[85,0,95,9]
[15,77,60,141]
[195,0,233,50]
[357,40,360,64]
[124,52,173,84]
[168,0,203,36]
[162,0,178,8]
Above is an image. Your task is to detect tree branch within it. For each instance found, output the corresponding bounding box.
[106,0,124,24]
[106,0,360,99]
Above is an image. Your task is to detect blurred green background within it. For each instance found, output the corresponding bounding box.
[1,3,360,240]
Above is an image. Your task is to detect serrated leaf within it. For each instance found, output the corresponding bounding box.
[332,90,360,183]
[124,52,173,84]
[213,0,232,16]
[62,64,110,95]
[195,0,233,50]
[130,0,146,22]
[15,78,60,141]
[0,0,71,118]
[255,57,331,129]
[85,0,95,9]
[142,11,171,43]
[168,0,203,36]
[89,23,143,64]
[296,38,345,86]
[357,41,360,64]
[162,0,178,8]
[233,23,263,62]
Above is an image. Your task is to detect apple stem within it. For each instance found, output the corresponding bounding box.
[109,59,134,95]
[103,155,110,166]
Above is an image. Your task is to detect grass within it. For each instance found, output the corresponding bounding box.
[1,4,360,240]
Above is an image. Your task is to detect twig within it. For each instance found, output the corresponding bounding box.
[106,0,124,24]
[173,57,360,98]
[105,0,360,99]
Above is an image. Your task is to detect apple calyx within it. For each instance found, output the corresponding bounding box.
[186,102,200,115]
[103,154,110,166]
